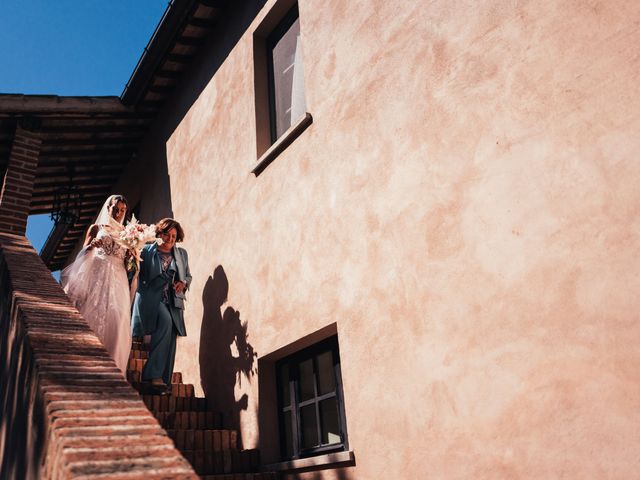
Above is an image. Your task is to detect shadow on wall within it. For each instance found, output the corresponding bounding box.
[0,274,46,479]
[199,265,257,449]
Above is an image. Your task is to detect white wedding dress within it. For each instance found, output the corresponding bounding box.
[61,220,132,375]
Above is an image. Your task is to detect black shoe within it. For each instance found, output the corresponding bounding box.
[150,382,169,395]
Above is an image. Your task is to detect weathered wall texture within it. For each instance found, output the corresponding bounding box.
[116,0,640,478]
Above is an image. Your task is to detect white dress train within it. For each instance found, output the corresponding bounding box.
[61,227,132,375]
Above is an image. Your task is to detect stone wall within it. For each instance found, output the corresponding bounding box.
[0,233,196,479]
[0,126,41,235]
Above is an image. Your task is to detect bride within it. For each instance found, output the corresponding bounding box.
[61,194,133,375]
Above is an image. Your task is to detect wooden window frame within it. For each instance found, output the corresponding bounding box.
[252,0,312,176]
[266,4,301,144]
[276,336,349,460]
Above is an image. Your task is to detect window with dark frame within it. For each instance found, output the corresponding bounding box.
[276,336,348,460]
[267,4,307,143]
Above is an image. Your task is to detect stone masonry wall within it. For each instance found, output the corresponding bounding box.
[0,232,197,480]
[0,126,41,235]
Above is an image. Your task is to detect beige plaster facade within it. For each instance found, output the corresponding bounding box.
[114,1,640,478]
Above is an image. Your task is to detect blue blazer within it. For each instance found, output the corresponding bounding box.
[131,243,192,337]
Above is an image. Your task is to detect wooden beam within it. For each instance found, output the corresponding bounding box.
[187,17,217,29]
[32,185,111,198]
[147,85,175,95]
[30,198,102,210]
[34,178,116,190]
[38,152,132,162]
[198,0,227,8]
[0,95,133,114]
[31,193,108,209]
[43,137,142,147]
[39,145,136,155]
[43,124,149,134]
[34,173,119,185]
[30,205,102,216]
[165,53,192,64]
[0,111,155,120]
[175,36,205,47]
[138,100,164,110]
[154,70,183,80]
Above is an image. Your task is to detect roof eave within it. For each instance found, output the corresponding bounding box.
[120,0,199,106]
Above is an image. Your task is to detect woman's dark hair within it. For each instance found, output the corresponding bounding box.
[156,218,185,242]
[109,195,128,209]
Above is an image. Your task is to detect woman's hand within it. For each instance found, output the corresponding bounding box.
[174,280,187,295]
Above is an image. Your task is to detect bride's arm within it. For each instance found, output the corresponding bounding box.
[83,225,101,249]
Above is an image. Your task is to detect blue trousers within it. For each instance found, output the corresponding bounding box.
[142,302,177,385]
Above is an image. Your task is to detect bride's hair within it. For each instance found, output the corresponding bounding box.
[109,195,128,209]
[95,194,129,225]
[156,218,185,242]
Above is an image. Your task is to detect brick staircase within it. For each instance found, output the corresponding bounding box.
[127,338,277,480]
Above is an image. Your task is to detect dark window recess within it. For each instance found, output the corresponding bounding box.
[267,4,307,143]
[276,336,348,460]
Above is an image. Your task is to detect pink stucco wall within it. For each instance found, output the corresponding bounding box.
[116,0,640,477]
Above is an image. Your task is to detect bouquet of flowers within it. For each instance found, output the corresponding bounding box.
[110,215,161,272]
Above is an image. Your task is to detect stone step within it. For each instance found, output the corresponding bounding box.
[41,376,129,388]
[128,357,146,372]
[129,349,149,360]
[60,443,180,463]
[125,342,270,479]
[54,433,175,451]
[131,338,150,351]
[166,429,238,451]
[50,414,158,429]
[127,362,188,391]
[154,411,223,430]
[201,474,277,480]
[168,383,195,397]
[182,448,260,476]
[65,455,195,478]
[131,381,196,397]
[47,399,146,415]
[142,394,210,413]
[128,370,182,384]
[52,424,164,438]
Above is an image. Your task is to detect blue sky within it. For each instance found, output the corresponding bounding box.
[0,1,167,255]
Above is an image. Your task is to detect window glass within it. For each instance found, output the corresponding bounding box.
[300,404,319,449]
[283,410,294,457]
[276,335,347,459]
[320,398,341,445]
[316,350,335,395]
[280,363,291,407]
[298,358,315,401]
[270,12,306,141]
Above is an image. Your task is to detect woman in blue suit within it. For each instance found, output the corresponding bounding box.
[131,218,191,392]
